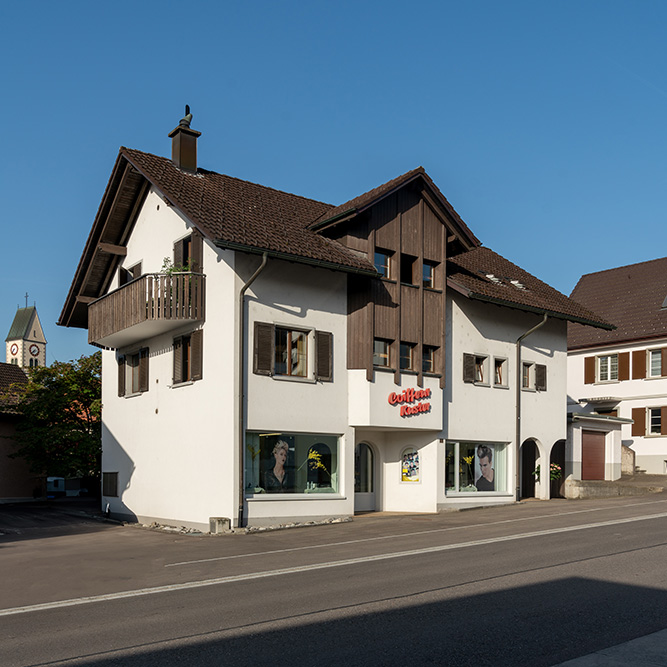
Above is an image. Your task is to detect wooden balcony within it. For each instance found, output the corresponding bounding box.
[88,273,205,349]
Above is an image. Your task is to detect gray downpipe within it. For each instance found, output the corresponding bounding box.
[515,313,548,501]
[238,252,268,528]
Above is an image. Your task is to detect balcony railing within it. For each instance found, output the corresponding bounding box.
[88,272,206,349]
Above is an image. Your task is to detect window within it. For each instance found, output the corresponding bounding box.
[374,249,391,279]
[649,408,662,435]
[445,441,507,493]
[649,350,663,378]
[494,358,507,387]
[245,432,339,495]
[598,354,618,382]
[423,346,437,373]
[118,348,149,396]
[173,231,203,272]
[253,323,332,381]
[522,362,533,389]
[119,262,142,287]
[400,254,416,285]
[422,261,436,289]
[400,342,415,371]
[274,327,307,377]
[373,339,391,368]
[173,331,203,384]
[463,353,488,385]
[102,472,118,497]
[535,364,547,391]
[401,448,420,482]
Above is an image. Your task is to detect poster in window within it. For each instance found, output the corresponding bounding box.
[261,437,295,493]
[401,448,420,482]
[475,444,495,491]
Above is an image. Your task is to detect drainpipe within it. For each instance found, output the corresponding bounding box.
[515,313,548,501]
[238,252,269,528]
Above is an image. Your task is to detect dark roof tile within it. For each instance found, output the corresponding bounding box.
[447,247,612,328]
[122,148,376,274]
[568,257,667,349]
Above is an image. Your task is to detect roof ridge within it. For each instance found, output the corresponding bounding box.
[578,255,667,280]
[121,147,335,209]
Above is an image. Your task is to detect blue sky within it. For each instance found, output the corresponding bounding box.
[2,1,666,363]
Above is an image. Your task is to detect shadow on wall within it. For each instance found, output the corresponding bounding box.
[102,423,137,523]
[43,577,667,667]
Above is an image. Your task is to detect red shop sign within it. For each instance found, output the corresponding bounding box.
[388,388,432,418]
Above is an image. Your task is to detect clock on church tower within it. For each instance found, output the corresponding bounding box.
[5,304,47,369]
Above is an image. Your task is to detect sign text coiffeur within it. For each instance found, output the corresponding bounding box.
[387,387,432,417]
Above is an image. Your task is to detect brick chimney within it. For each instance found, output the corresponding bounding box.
[168,105,201,173]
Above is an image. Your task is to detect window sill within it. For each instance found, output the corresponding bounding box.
[521,387,537,393]
[246,493,345,501]
[424,287,442,293]
[494,384,510,390]
[172,380,194,389]
[374,366,396,373]
[124,391,146,399]
[400,282,419,289]
[423,372,442,378]
[474,382,491,388]
[272,374,317,384]
[400,369,419,375]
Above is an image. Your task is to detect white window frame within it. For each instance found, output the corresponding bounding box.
[648,349,662,378]
[597,353,618,382]
[373,339,392,368]
[494,357,508,388]
[648,407,662,435]
[274,326,309,378]
[522,362,534,390]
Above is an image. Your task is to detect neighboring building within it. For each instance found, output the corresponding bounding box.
[6,306,47,369]
[0,362,36,501]
[59,111,610,529]
[568,257,667,477]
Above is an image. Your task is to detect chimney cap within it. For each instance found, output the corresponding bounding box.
[168,104,202,139]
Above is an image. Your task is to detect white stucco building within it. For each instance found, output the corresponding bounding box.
[568,258,667,478]
[59,111,610,530]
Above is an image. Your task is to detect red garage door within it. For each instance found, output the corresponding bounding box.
[582,430,605,480]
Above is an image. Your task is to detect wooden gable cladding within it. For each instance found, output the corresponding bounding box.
[341,183,449,387]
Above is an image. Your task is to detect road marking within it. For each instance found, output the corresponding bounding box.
[2,510,667,618]
[166,498,667,567]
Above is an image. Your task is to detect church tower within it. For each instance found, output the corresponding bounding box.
[5,306,47,369]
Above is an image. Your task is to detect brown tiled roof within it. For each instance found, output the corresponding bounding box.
[310,166,480,246]
[122,148,375,274]
[0,363,27,413]
[568,257,667,350]
[447,247,613,328]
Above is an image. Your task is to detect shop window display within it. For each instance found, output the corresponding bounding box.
[445,441,507,493]
[245,432,339,495]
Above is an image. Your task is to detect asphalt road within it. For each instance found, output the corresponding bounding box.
[2,495,667,666]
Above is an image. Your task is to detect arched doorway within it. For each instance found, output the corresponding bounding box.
[354,442,375,512]
[520,439,538,498]
[550,440,566,498]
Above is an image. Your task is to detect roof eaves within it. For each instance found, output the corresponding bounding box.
[464,290,616,330]
[213,239,379,276]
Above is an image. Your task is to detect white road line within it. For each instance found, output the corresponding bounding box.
[166,498,667,567]
[2,510,667,618]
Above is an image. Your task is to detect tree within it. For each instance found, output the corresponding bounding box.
[7,352,101,478]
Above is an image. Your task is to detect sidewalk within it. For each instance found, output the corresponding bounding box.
[553,628,667,666]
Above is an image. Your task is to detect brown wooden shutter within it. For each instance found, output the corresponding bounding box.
[174,239,184,268]
[190,329,203,381]
[253,322,274,375]
[618,352,630,381]
[632,350,646,379]
[191,231,203,273]
[584,356,595,384]
[132,262,142,279]
[139,348,149,392]
[631,407,645,436]
[662,348,667,377]
[315,331,333,382]
[661,407,667,436]
[535,364,547,391]
[117,356,126,397]
[463,353,475,383]
[173,337,182,384]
